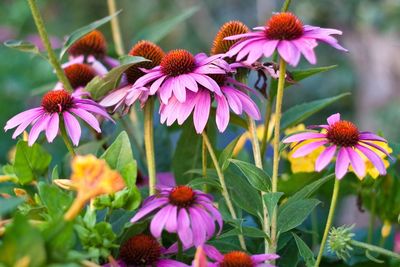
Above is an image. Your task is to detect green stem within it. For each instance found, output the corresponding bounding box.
[202,135,208,192]
[270,58,286,258]
[144,99,156,195]
[202,132,247,251]
[315,179,341,267]
[27,0,73,93]
[260,101,272,158]
[107,0,125,56]
[281,0,292,12]
[350,239,400,260]
[367,193,376,244]
[177,239,183,261]
[60,120,76,157]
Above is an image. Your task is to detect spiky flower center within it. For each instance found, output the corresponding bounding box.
[327,120,360,147]
[160,49,196,77]
[41,90,73,113]
[68,30,107,57]
[64,63,95,89]
[125,40,165,83]
[220,251,253,267]
[119,234,161,266]
[211,20,249,55]
[169,186,195,207]
[265,12,303,40]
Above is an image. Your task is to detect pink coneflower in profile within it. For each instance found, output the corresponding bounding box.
[100,40,165,111]
[4,90,112,146]
[103,234,189,267]
[159,59,260,133]
[132,49,228,104]
[224,12,347,66]
[130,185,222,248]
[65,30,118,75]
[283,113,390,179]
[203,245,279,267]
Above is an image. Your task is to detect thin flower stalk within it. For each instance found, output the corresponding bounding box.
[144,98,156,195]
[202,132,247,251]
[107,0,125,56]
[27,0,73,92]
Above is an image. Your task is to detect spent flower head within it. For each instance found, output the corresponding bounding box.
[63,155,125,221]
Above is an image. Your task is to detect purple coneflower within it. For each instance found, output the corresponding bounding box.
[131,49,228,104]
[130,186,222,248]
[100,40,165,111]
[283,113,390,179]
[103,234,189,267]
[224,12,347,66]
[159,62,260,134]
[65,30,118,74]
[203,245,279,267]
[4,90,112,146]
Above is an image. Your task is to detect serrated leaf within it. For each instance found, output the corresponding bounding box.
[132,6,199,43]
[60,11,121,59]
[218,137,240,171]
[278,199,320,233]
[263,192,284,224]
[285,174,334,206]
[230,159,271,192]
[4,40,40,54]
[172,122,202,185]
[0,198,24,216]
[280,93,350,131]
[292,233,316,267]
[85,56,148,100]
[13,141,52,184]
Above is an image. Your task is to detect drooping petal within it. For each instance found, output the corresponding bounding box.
[359,132,387,143]
[149,75,167,95]
[291,140,327,158]
[157,259,190,267]
[262,40,279,58]
[130,198,168,223]
[63,112,81,146]
[356,144,386,176]
[335,147,350,179]
[70,108,101,132]
[4,107,43,130]
[251,254,280,263]
[315,145,336,172]
[203,244,224,262]
[292,38,317,64]
[283,132,327,143]
[165,205,178,233]
[346,147,366,178]
[150,205,173,238]
[177,208,193,247]
[193,91,211,134]
[28,114,50,146]
[45,113,59,143]
[215,95,230,132]
[277,40,301,66]
[189,208,207,246]
[11,109,45,139]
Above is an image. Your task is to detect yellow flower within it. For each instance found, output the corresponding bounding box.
[63,155,125,221]
[381,220,392,238]
[350,141,392,179]
[284,124,325,173]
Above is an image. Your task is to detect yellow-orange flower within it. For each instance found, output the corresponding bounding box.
[284,124,324,173]
[63,155,125,221]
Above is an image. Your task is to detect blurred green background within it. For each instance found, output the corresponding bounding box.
[1,0,400,164]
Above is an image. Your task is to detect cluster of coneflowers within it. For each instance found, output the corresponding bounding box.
[4,6,393,267]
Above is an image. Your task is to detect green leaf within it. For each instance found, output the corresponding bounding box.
[285,174,334,205]
[132,6,199,43]
[101,131,137,187]
[292,233,316,267]
[60,11,121,59]
[13,141,52,184]
[218,137,240,171]
[225,171,262,218]
[0,214,46,266]
[277,199,320,233]
[230,159,271,192]
[4,40,40,54]
[0,197,24,216]
[290,65,337,84]
[219,226,268,239]
[187,177,222,190]
[281,93,350,131]
[172,122,202,185]
[86,56,148,100]
[263,192,284,224]
[37,182,73,219]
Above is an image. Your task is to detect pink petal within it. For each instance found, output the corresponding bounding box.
[346,147,366,178]
[70,108,101,132]
[177,208,193,247]
[283,132,327,143]
[327,113,340,125]
[262,40,279,58]
[5,107,43,130]
[356,144,386,176]
[150,205,172,238]
[193,91,211,134]
[335,147,350,179]
[277,40,301,66]
[28,114,50,146]
[45,113,59,142]
[63,112,81,146]
[189,208,207,246]
[315,145,336,171]
[292,38,318,64]
[215,95,230,132]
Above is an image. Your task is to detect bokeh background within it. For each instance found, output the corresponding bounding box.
[1,0,400,157]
